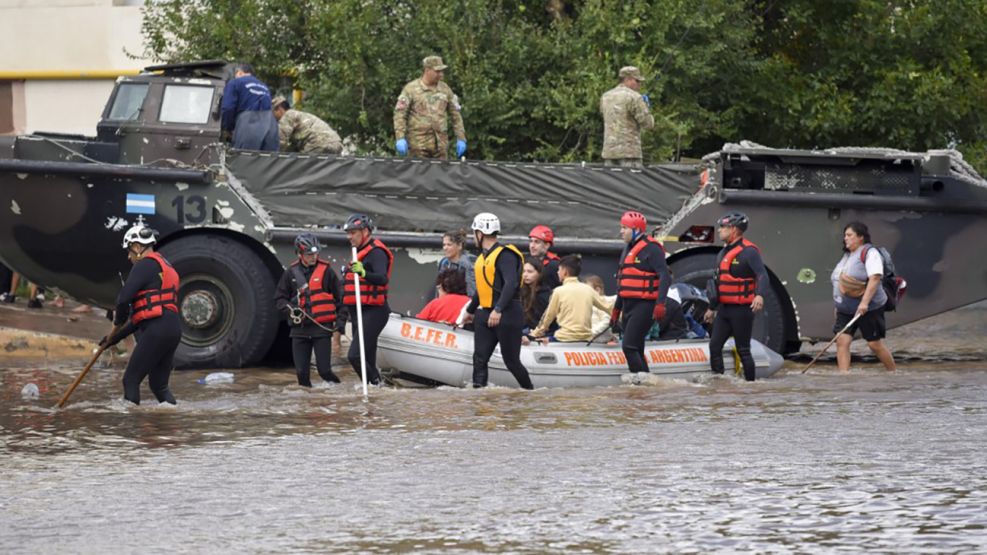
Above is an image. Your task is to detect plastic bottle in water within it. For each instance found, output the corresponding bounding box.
[198,372,235,385]
[21,383,40,399]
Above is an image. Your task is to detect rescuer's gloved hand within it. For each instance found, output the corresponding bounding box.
[396,138,408,156]
[350,261,366,278]
[641,94,651,108]
[652,302,666,322]
[456,139,467,158]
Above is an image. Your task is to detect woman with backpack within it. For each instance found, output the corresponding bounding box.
[831,222,897,372]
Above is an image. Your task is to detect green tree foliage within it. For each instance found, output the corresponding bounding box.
[140,0,987,170]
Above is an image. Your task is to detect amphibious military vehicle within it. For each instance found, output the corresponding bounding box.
[2,60,985,368]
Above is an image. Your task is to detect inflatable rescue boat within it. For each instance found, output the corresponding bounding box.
[376,314,785,388]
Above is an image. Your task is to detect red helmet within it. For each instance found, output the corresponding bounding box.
[620,210,647,232]
[528,225,554,244]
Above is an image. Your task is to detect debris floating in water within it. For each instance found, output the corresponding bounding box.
[198,372,234,385]
[20,383,40,399]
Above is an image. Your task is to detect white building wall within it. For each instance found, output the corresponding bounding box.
[0,0,150,135]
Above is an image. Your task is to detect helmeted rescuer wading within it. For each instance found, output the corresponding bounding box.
[342,214,394,386]
[704,212,770,381]
[462,212,535,389]
[100,224,182,405]
[393,55,467,160]
[610,210,671,374]
[274,233,345,387]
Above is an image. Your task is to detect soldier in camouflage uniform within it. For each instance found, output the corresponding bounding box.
[600,66,655,168]
[272,96,343,155]
[393,56,467,160]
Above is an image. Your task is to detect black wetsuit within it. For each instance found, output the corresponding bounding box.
[274,261,344,386]
[708,239,770,381]
[615,236,671,373]
[467,243,534,389]
[110,256,182,405]
[344,242,391,385]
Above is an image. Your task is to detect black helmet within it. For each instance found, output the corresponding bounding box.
[717,211,749,232]
[343,213,374,232]
[294,233,321,255]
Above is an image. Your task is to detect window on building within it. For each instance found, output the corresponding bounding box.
[159,85,213,124]
[107,83,150,121]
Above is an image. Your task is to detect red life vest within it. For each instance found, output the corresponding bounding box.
[716,238,760,305]
[343,238,393,306]
[131,251,180,325]
[294,260,337,324]
[617,236,665,300]
[541,251,560,266]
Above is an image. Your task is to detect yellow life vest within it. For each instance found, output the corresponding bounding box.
[475,243,525,309]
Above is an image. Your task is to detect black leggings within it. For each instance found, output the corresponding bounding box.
[472,304,534,389]
[347,304,389,385]
[292,335,339,386]
[621,299,655,373]
[709,303,756,381]
[123,311,182,405]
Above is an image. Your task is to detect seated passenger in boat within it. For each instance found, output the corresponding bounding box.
[520,260,553,333]
[583,274,617,342]
[528,256,612,343]
[646,296,690,340]
[416,268,471,324]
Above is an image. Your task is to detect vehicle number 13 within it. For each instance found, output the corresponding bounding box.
[172,195,207,224]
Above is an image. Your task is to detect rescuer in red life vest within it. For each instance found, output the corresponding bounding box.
[704,212,770,381]
[99,224,182,405]
[528,224,561,289]
[342,213,393,386]
[610,210,671,374]
[274,233,344,387]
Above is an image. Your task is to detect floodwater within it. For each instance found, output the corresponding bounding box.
[1,304,986,553]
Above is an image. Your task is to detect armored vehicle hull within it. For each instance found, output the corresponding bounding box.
[2,62,985,368]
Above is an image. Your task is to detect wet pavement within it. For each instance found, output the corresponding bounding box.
[1,300,986,553]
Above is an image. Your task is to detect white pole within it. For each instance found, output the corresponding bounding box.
[352,246,368,397]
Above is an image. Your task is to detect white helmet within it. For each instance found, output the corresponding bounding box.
[121,225,157,249]
[471,212,500,235]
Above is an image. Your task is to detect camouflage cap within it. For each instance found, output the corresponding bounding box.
[271,95,289,109]
[423,55,448,71]
[618,66,646,81]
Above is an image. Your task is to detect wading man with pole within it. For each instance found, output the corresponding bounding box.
[98,224,182,404]
[342,214,393,388]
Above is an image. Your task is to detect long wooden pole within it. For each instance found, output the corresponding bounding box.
[56,324,122,408]
[801,313,861,374]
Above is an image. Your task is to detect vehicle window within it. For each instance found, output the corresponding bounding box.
[159,85,213,124]
[107,83,149,120]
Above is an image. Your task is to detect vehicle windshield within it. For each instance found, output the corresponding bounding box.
[107,83,149,120]
[159,85,213,124]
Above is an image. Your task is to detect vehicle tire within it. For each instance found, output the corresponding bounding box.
[160,234,279,368]
[670,251,788,354]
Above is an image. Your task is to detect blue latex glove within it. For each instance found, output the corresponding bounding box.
[641,94,651,108]
[396,138,408,156]
[456,139,467,158]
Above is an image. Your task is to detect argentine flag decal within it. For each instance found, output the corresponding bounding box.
[125,193,156,215]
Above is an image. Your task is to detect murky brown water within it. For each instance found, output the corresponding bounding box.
[2,304,986,553]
